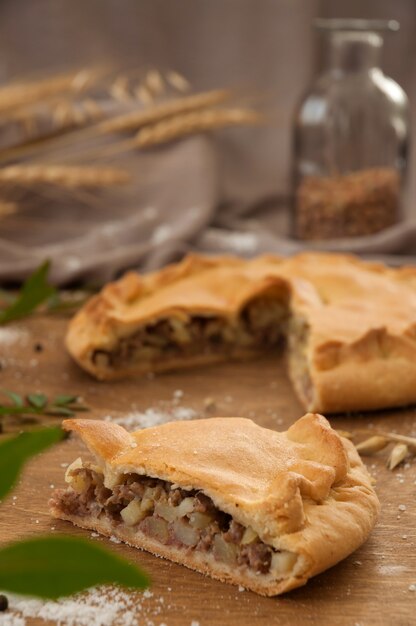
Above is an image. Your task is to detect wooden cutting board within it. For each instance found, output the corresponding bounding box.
[1,316,415,626]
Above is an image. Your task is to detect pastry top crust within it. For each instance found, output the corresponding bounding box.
[66,253,291,360]
[63,414,379,576]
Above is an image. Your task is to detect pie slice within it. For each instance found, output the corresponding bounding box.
[66,254,291,379]
[66,252,416,414]
[50,414,379,596]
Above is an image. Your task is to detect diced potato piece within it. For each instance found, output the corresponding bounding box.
[173,519,199,546]
[143,486,157,501]
[104,469,122,490]
[64,457,83,483]
[143,517,169,543]
[270,551,297,575]
[241,526,258,545]
[121,499,147,526]
[170,318,191,344]
[154,502,178,522]
[189,512,214,529]
[175,497,194,517]
[71,473,91,494]
[213,535,237,564]
[155,496,194,522]
[140,497,154,514]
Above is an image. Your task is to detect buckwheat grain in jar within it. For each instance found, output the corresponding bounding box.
[293,19,409,240]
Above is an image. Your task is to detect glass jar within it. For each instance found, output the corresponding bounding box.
[293,19,410,240]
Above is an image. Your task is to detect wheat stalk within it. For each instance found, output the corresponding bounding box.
[99,89,233,134]
[0,165,130,188]
[0,70,99,114]
[134,107,263,148]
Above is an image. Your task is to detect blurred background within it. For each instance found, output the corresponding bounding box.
[0,0,414,284]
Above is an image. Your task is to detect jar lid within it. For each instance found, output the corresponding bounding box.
[314,18,399,32]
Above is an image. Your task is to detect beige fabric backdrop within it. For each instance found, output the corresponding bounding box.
[0,0,415,283]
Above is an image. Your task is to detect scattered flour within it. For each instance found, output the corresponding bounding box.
[107,406,197,431]
[0,327,29,347]
[1,616,26,626]
[6,586,164,626]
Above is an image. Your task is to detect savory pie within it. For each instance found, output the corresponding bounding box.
[50,413,380,596]
[66,252,416,413]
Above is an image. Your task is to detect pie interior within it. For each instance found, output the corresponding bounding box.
[50,415,380,596]
[92,292,290,375]
[54,463,298,580]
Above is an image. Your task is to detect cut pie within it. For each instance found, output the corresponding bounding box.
[50,414,380,596]
[66,252,416,413]
[66,254,291,378]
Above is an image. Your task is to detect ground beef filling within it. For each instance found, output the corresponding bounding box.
[54,468,282,576]
[92,298,288,369]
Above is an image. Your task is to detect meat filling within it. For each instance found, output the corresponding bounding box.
[52,463,297,578]
[92,298,288,370]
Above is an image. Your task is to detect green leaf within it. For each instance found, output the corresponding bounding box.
[0,260,56,324]
[53,395,79,406]
[0,288,15,304]
[0,405,33,416]
[0,427,64,500]
[2,390,24,407]
[46,291,61,310]
[45,407,75,417]
[27,394,48,409]
[0,535,149,599]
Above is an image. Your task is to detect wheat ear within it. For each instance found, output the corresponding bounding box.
[93,107,262,160]
[145,69,165,97]
[99,89,233,134]
[0,165,130,188]
[0,70,98,114]
[165,70,191,93]
[135,108,263,148]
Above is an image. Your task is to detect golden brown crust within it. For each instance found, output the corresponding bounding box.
[54,415,380,596]
[66,252,416,413]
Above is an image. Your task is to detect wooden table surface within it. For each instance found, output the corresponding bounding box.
[1,316,416,626]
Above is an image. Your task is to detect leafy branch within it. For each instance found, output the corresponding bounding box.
[0,427,149,600]
[0,390,89,418]
[0,390,90,434]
